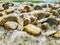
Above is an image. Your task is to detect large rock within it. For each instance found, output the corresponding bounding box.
[24,24,41,35]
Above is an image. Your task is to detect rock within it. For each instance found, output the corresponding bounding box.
[30,10,41,17]
[32,21,37,25]
[20,6,30,13]
[36,12,50,20]
[57,8,60,14]
[30,16,36,23]
[48,3,57,10]
[0,7,4,11]
[54,31,60,38]
[37,18,47,24]
[2,3,9,9]
[24,24,41,35]
[5,9,14,14]
[41,4,47,8]
[4,21,18,30]
[41,23,50,30]
[24,19,31,26]
[34,5,42,10]
[52,10,59,17]
[24,6,30,12]
[37,12,46,20]
[43,30,56,36]
[56,18,60,25]
[0,15,23,30]
[46,18,58,26]
[46,8,52,12]
[0,12,3,17]
[9,3,14,6]
[44,12,51,17]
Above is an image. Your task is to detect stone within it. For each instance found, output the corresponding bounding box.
[54,31,60,38]
[4,21,18,30]
[24,24,41,35]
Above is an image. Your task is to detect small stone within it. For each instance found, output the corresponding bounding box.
[2,3,9,9]
[5,9,14,14]
[52,10,59,17]
[0,7,4,11]
[34,5,42,10]
[32,21,37,25]
[24,6,30,12]
[48,3,57,10]
[57,8,60,14]
[41,4,47,8]
[41,23,49,30]
[37,12,46,20]
[46,18,58,26]
[37,18,47,23]
[24,19,31,26]
[4,21,18,30]
[9,3,14,6]
[30,16,36,23]
[43,30,56,36]
[54,31,60,38]
[56,18,60,25]
[0,12,3,17]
